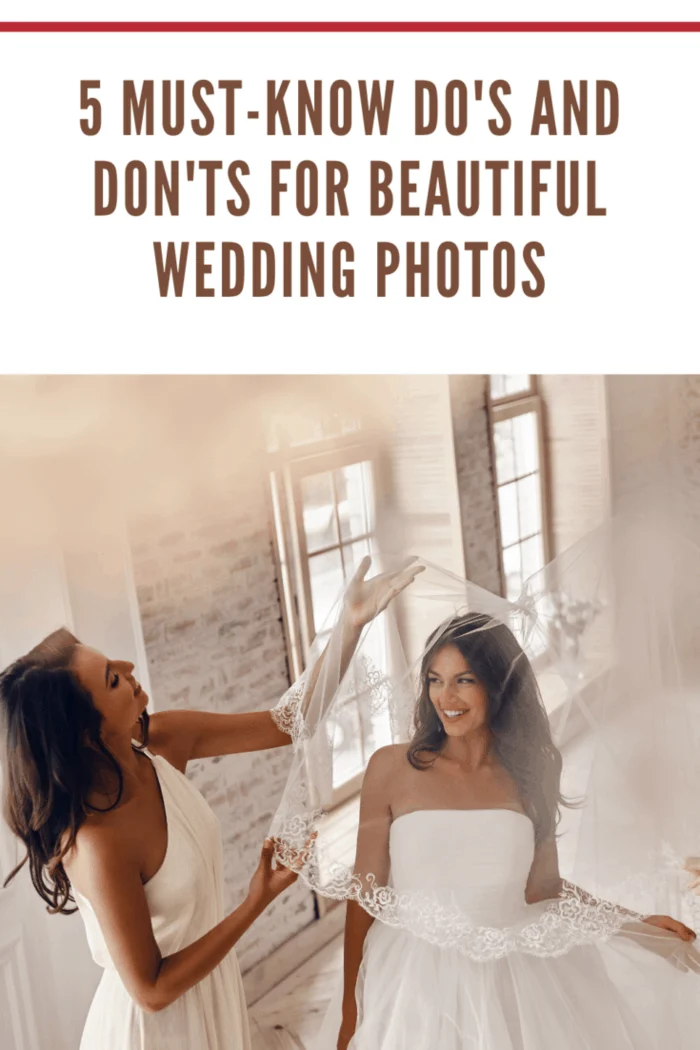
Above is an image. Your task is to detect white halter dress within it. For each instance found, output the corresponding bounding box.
[75,749,251,1050]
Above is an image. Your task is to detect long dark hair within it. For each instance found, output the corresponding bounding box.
[0,628,149,913]
[408,612,569,843]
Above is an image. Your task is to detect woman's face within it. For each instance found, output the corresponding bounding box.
[71,645,148,738]
[427,643,489,738]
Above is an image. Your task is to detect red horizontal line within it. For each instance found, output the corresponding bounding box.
[1,22,700,33]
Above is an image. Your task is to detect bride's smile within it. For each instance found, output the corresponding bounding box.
[427,643,489,738]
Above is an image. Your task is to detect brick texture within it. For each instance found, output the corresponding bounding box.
[448,375,502,593]
[130,472,316,973]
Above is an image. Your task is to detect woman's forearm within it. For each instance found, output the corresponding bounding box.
[562,879,643,919]
[279,558,422,734]
[300,614,363,719]
[141,895,265,1012]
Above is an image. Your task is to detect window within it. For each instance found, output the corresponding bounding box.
[489,374,534,401]
[298,458,376,638]
[269,414,392,806]
[488,376,550,602]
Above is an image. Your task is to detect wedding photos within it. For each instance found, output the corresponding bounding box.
[2,373,700,1050]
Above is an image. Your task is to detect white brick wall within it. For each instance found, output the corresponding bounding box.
[448,375,502,593]
[605,375,674,506]
[670,375,700,534]
[605,375,700,656]
[129,474,316,973]
[605,375,700,530]
[672,377,700,648]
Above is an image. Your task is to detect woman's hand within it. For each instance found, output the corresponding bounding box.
[344,556,424,631]
[247,835,315,911]
[643,914,696,942]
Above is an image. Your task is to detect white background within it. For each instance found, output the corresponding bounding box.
[5,2,700,22]
[0,14,699,370]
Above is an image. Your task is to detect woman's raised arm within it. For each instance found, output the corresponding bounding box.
[149,557,423,771]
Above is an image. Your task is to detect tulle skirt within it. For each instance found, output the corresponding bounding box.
[315,919,700,1050]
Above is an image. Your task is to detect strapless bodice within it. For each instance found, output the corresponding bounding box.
[389,809,535,926]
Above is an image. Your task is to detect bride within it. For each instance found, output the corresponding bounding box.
[269,535,700,1050]
[334,611,699,1049]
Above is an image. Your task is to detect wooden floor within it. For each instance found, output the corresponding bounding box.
[249,935,342,1050]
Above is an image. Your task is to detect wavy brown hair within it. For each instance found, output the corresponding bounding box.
[408,612,570,843]
[0,628,149,913]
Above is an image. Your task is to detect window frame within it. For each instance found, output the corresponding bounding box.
[488,374,537,406]
[268,434,384,811]
[487,378,552,600]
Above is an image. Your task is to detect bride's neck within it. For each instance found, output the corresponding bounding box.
[442,726,493,770]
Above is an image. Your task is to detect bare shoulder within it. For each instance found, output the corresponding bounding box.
[363,744,413,804]
[64,810,135,894]
[70,813,123,858]
[365,743,407,779]
[358,745,407,818]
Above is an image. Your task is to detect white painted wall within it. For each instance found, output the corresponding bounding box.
[0,479,152,1050]
[540,375,611,555]
[605,375,674,509]
[0,533,98,1050]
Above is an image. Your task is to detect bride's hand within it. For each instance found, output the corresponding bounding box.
[344,556,424,630]
[643,914,696,941]
[618,919,700,973]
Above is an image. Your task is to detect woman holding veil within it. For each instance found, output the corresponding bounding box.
[270,507,700,1049]
[0,557,423,1050]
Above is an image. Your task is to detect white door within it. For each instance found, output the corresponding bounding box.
[0,839,42,1050]
[0,520,150,1050]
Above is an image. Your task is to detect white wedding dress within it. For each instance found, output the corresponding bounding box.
[315,809,700,1049]
[75,748,251,1050]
